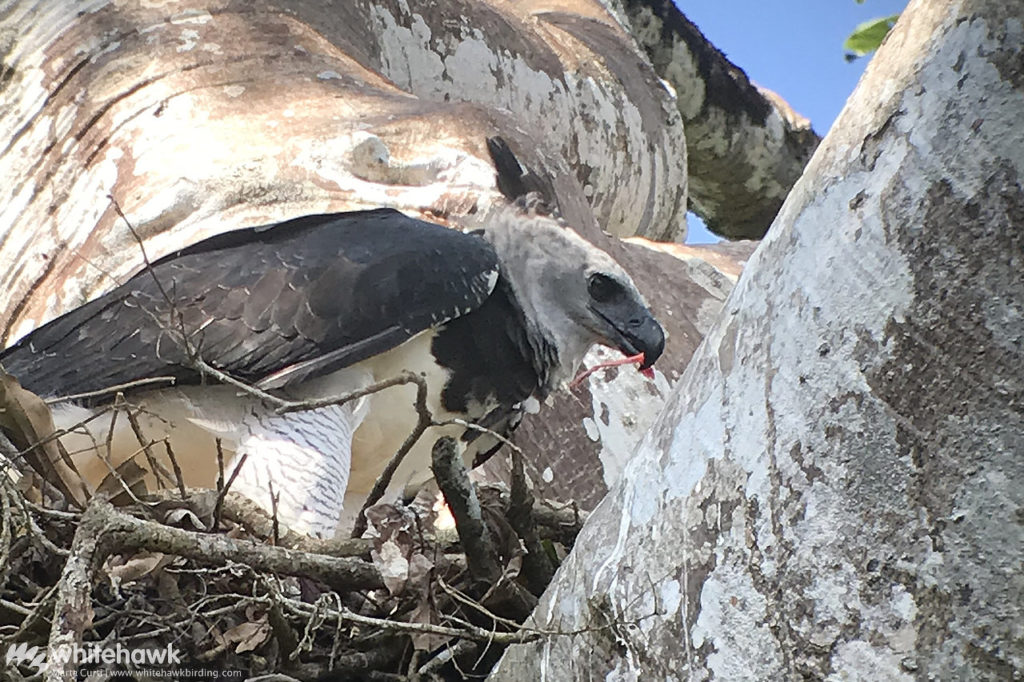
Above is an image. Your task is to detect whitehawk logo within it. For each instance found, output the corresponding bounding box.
[5,642,46,670]
[4,641,182,670]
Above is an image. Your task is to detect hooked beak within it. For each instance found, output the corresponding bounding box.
[590,299,665,369]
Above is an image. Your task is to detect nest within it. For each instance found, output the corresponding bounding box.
[0,383,585,681]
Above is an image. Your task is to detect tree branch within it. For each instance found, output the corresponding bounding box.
[616,0,820,238]
[507,449,555,594]
[430,437,499,583]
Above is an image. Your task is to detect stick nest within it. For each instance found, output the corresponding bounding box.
[0,429,586,681]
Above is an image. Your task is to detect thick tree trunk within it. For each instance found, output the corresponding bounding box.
[492,0,1024,678]
[610,0,821,239]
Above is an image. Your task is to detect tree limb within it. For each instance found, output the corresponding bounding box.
[430,437,499,583]
[615,0,821,238]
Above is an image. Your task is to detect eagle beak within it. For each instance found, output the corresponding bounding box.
[618,313,665,369]
[591,300,666,370]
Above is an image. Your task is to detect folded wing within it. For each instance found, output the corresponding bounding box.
[1,209,499,402]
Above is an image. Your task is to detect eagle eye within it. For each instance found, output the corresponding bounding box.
[587,273,620,303]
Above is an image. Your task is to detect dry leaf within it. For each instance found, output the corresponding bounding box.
[371,539,410,595]
[407,552,434,589]
[222,619,271,653]
[407,599,448,652]
[156,569,182,603]
[162,507,205,531]
[106,551,167,585]
[152,489,217,529]
[96,457,149,502]
[364,502,417,541]
[0,372,88,506]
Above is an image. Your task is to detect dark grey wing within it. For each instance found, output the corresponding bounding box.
[0,209,498,402]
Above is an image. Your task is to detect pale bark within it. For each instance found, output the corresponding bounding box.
[0,0,688,346]
[611,0,821,239]
[492,0,1024,679]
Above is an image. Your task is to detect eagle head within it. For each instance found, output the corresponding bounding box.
[481,203,665,388]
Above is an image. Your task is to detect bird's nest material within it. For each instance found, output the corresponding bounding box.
[0,378,588,681]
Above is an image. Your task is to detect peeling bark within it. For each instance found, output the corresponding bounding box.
[360,0,689,240]
[611,0,821,239]
[492,0,1024,678]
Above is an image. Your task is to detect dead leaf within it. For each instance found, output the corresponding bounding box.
[105,551,167,585]
[156,569,182,603]
[222,619,271,653]
[96,457,149,502]
[152,489,217,529]
[371,539,410,595]
[162,507,205,531]
[407,552,434,590]
[0,372,89,506]
[364,502,418,543]
[407,598,448,652]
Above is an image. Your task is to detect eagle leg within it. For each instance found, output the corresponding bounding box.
[227,402,364,539]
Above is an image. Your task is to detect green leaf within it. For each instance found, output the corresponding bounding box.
[844,14,900,57]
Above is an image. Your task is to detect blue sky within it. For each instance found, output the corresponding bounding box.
[678,0,909,243]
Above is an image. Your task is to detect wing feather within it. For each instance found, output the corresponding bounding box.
[1,209,498,403]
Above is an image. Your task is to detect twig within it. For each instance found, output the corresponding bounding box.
[191,357,285,406]
[0,598,32,616]
[0,481,17,590]
[92,440,158,507]
[8,489,69,557]
[23,499,79,520]
[437,577,522,631]
[209,452,247,532]
[282,597,538,645]
[12,583,58,643]
[280,582,659,647]
[351,373,431,538]
[110,197,193,354]
[418,639,478,676]
[329,592,344,670]
[268,479,280,546]
[294,592,330,660]
[215,437,225,495]
[119,395,170,489]
[162,440,188,499]
[275,372,426,415]
[43,377,178,405]
[262,577,300,661]
[438,417,523,455]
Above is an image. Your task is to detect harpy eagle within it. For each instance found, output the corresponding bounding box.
[0,140,664,537]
